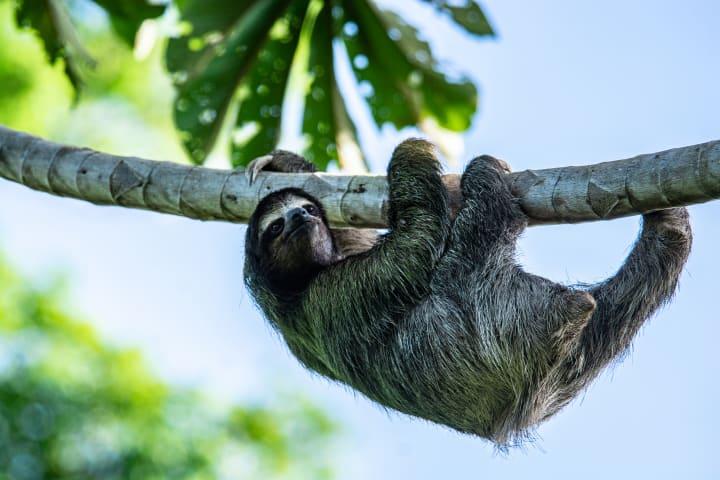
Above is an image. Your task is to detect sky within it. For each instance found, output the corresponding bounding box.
[1,0,719,478]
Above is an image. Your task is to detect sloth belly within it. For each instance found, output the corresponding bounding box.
[307,268,587,442]
[333,298,555,441]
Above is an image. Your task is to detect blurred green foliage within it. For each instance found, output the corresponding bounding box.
[0,256,337,479]
[0,5,340,478]
[0,1,70,136]
[14,0,164,92]
[0,1,490,466]
[7,0,494,169]
[0,0,185,162]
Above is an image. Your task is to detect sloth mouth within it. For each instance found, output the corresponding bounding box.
[286,221,312,240]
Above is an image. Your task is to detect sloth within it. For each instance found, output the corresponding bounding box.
[243,139,692,445]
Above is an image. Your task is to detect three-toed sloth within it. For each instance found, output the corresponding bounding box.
[244,139,692,446]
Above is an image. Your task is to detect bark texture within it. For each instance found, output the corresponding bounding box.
[1,125,719,227]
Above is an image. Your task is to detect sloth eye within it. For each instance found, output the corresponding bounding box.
[269,219,284,236]
[304,204,318,216]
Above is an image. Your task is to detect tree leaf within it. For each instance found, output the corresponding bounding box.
[166,0,483,168]
[91,0,166,46]
[168,0,294,164]
[166,0,256,77]
[15,0,85,92]
[419,0,494,37]
[14,0,165,95]
[301,0,365,171]
[340,0,477,132]
[231,0,310,167]
[381,10,476,131]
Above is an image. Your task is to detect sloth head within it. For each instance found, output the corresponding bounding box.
[245,188,339,294]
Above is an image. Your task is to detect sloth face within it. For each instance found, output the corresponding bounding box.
[255,192,337,282]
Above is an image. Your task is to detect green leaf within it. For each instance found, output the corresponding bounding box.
[91,0,166,46]
[167,0,486,168]
[419,0,494,37]
[381,9,477,131]
[15,0,85,92]
[340,0,477,132]
[168,0,294,164]
[165,0,257,76]
[231,0,310,167]
[14,0,165,95]
[301,0,365,171]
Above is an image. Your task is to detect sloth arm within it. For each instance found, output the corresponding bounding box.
[302,140,451,355]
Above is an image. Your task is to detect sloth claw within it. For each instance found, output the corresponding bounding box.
[245,154,274,185]
[477,155,511,174]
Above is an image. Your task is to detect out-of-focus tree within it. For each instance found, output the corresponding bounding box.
[0,0,182,161]
[10,0,494,169]
[0,7,339,477]
[0,256,337,479]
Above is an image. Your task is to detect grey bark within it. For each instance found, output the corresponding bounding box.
[1,125,719,228]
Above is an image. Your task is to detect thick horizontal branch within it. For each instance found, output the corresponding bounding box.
[1,125,719,228]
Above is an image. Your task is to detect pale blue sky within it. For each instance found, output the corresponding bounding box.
[1,0,719,478]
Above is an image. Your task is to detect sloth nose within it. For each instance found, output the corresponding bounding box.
[288,207,310,224]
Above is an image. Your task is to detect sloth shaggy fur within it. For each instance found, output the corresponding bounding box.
[243,140,692,445]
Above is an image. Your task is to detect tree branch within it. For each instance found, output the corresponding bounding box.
[1,125,719,228]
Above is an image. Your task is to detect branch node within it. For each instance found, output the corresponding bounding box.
[587,181,619,218]
[110,160,144,200]
[510,169,543,197]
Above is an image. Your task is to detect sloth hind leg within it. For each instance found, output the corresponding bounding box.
[436,155,596,348]
[448,155,526,264]
[434,154,527,289]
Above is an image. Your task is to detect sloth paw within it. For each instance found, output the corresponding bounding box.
[643,207,692,243]
[388,138,442,178]
[473,154,511,174]
[461,155,511,199]
[487,156,512,174]
[245,150,315,185]
[386,139,448,228]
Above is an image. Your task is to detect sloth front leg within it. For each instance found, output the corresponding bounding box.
[245,149,317,183]
[306,138,451,332]
[356,138,451,298]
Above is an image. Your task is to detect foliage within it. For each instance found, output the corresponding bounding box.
[11,0,494,169]
[0,1,184,161]
[0,258,337,479]
[14,0,165,93]
[170,0,493,167]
